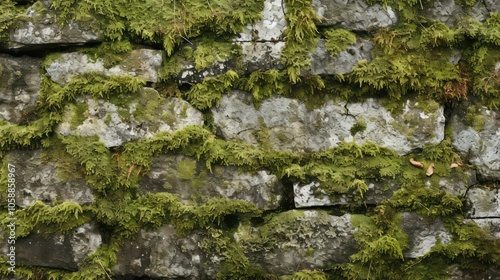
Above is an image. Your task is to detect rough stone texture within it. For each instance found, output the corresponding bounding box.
[1,223,101,271]
[212,91,445,154]
[307,39,373,75]
[484,0,500,12]
[177,59,234,85]
[347,99,445,154]
[236,0,286,41]
[237,211,358,275]
[176,41,284,84]
[56,88,204,147]
[240,41,285,72]
[0,55,41,124]
[451,105,500,181]
[6,149,93,208]
[139,154,283,210]
[45,49,162,85]
[113,225,217,279]
[400,212,452,258]
[448,265,500,280]
[466,188,500,218]
[293,180,398,208]
[311,0,397,31]
[424,0,495,27]
[6,2,101,50]
[438,169,476,197]
[465,218,500,239]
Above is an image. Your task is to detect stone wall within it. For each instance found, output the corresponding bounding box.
[0,0,499,279]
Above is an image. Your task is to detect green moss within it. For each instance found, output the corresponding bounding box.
[41,135,86,183]
[337,209,408,279]
[350,119,367,136]
[465,105,485,132]
[50,0,264,55]
[0,1,23,42]
[281,0,320,83]
[184,70,239,110]
[177,158,197,180]
[324,28,357,57]
[69,101,89,130]
[192,37,241,71]
[80,40,133,67]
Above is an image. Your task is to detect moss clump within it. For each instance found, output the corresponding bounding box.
[80,40,133,67]
[337,208,408,279]
[0,1,23,42]
[465,105,485,132]
[69,101,89,130]
[281,0,320,83]
[324,28,357,57]
[49,0,264,55]
[184,70,239,110]
[41,135,86,183]
[350,119,367,136]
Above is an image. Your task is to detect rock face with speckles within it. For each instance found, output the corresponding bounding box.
[237,211,359,275]
[311,0,397,31]
[56,88,204,147]
[139,154,283,210]
[451,104,500,181]
[45,49,162,85]
[307,39,373,75]
[6,149,93,208]
[0,55,41,124]
[4,1,101,50]
[293,180,399,208]
[236,0,287,42]
[212,91,445,155]
[113,225,219,279]
[0,223,102,271]
[423,0,499,27]
[466,188,500,218]
[401,212,452,258]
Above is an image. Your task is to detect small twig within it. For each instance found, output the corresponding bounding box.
[97,258,112,280]
[207,0,213,12]
[180,35,193,45]
[127,164,136,181]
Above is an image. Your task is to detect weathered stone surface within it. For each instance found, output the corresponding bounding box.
[6,2,101,50]
[466,188,500,218]
[236,0,286,41]
[45,49,162,85]
[212,91,445,154]
[484,0,500,12]
[401,212,452,258]
[1,223,101,271]
[312,0,397,31]
[113,225,217,279]
[293,180,398,208]
[139,155,283,210]
[438,169,476,197]
[451,105,500,180]
[237,211,358,275]
[240,41,285,72]
[465,218,500,239]
[448,265,500,280]
[307,39,373,75]
[176,41,284,84]
[347,98,445,154]
[56,88,203,147]
[177,59,234,84]
[5,149,93,208]
[424,0,493,26]
[0,55,41,124]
